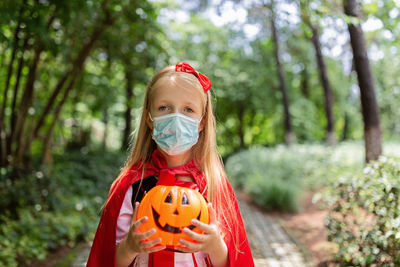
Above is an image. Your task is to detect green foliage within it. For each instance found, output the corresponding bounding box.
[325,157,400,265]
[2,0,400,264]
[226,141,400,213]
[225,142,366,212]
[3,0,399,161]
[291,97,323,141]
[0,150,125,266]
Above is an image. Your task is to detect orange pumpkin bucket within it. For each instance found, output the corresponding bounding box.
[137,184,209,249]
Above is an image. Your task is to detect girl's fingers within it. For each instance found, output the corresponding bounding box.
[183,228,207,242]
[131,202,140,227]
[145,245,166,253]
[179,238,201,251]
[207,203,217,224]
[136,229,156,241]
[140,237,162,248]
[192,219,213,234]
[175,246,194,253]
[132,216,148,231]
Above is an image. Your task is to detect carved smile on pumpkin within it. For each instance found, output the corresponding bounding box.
[151,206,200,233]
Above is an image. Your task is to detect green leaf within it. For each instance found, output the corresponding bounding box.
[362,3,378,15]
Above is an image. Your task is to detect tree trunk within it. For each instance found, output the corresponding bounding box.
[0,4,24,166]
[300,65,309,98]
[310,25,336,146]
[344,0,382,162]
[11,12,55,165]
[32,70,72,142]
[270,0,294,145]
[39,28,104,162]
[122,68,134,150]
[30,0,134,161]
[341,112,349,141]
[14,45,43,164]
[8,39,29,162]
[41,74,78,164]
[31,21,105,145]
[0,47,6,75]
[40,0,136,163]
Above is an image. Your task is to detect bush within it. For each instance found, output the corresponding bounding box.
[225,142,365,212]
[324,156,400,265]
[226,146,303,212]
[0,149,125,266]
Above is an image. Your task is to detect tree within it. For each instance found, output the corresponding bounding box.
[98,0,162,151]
[0,0,136,168]
[343,0,382,162]
[269,0,295,145]
[300,0,336,145]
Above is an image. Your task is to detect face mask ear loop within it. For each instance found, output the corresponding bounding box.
[148,112,155,136]
[198,112,205,125]
[148,112,154,122]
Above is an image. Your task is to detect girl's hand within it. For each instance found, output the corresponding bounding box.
[177,203,228,267]
[125,202,166,254]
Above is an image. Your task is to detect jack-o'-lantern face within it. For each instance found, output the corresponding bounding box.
[137,185,209,249]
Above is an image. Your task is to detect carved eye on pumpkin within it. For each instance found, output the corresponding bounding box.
[137,185,209,249]
[165,192,172,203]
[182,193,189,205]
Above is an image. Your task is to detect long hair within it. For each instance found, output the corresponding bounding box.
[109,65,241,256]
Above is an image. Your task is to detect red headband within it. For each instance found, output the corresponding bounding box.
[175,62,212,93]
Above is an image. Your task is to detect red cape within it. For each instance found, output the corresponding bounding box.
[87,150,254,266]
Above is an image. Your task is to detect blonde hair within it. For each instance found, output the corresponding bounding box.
[110,65,241,257]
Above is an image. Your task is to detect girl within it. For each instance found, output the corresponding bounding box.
[87,62,254,267]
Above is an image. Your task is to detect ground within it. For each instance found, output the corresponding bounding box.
[268,191,338,266]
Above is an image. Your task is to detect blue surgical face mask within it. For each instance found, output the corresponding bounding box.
[149,112,201,155]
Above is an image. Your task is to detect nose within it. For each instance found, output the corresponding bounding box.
[171,106,179,113]
[173,209,179,215]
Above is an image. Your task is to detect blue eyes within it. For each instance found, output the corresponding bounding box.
[157,106,194,113]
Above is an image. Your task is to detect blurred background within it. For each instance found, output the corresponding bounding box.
[1,0,400,266]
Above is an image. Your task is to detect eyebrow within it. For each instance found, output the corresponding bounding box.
[183,101,199,107]
[154,100,200,108]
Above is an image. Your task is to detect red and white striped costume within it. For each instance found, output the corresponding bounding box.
[87,149,254,267]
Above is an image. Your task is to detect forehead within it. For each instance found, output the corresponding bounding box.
[151,74,205,107]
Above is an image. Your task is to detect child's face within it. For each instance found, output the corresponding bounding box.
[147,75,205,132]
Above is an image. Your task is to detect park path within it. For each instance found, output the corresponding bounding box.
[237,194,308,267]
[72,192,308,267]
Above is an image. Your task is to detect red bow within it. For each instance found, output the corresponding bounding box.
[175,62,212,93]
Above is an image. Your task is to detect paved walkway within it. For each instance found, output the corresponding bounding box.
[237,196,307,267]
[72,194,308,267]
[72,243,91,267]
